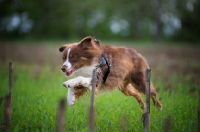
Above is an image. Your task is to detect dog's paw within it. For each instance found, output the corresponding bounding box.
[156,102,163,110]
[63,79,77,88]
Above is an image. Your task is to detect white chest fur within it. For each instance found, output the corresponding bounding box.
[74,63,98,77]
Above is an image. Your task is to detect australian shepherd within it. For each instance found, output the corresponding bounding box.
[59,36,162,110]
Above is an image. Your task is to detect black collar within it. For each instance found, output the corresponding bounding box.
[96,53,111,84]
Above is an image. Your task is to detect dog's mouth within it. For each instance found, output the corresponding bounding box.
[66,68,76,76]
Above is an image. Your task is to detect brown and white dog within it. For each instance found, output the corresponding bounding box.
[59,36,162,110]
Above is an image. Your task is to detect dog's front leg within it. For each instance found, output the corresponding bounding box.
[67,88,75,106]
[63,76,92,105]
[63,76,92,90]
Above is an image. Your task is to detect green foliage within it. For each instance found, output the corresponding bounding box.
[174,0,200,42]
[1,0,200,42]
[0,63,197,131]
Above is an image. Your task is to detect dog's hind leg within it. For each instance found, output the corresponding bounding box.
[131,70,162,110]
[132,81,163,110]
[133,81,162,110]
[119,83,145,110]
[150,83,162,110]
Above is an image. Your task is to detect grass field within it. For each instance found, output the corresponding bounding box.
[0,42,199,132]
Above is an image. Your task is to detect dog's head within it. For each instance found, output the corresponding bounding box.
[59,36,102,77]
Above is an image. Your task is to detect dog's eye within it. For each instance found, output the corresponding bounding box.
[70,56,75,60]
[70,55,78,61]
[62,56,66,60]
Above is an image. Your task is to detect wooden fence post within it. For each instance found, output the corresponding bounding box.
[163,116,172,132]
[120,115,127,132]
[56,99,66,132]
[4,62,13,132]
[198,85,200,132]
[8,62,13,94]
[144,69,151,132]
[89,69,97,132]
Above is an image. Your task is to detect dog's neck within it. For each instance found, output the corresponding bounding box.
[96,53,111,84]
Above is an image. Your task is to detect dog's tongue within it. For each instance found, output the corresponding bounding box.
[66,69,74,76]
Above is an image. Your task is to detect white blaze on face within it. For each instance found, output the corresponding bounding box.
[62,48,72,70]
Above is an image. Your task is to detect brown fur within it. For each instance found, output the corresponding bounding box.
[59,36,162,110]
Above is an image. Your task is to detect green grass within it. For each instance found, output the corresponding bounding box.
[0,44,199,132]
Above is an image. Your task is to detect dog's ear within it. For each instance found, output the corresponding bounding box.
[78,36,94,49]
[94,39,100,46]
[59,45,66,52]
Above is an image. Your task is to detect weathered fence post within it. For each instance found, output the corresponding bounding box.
[198,85,200,132]
[89,69,97,132]
[120,115,127,132]
[144,69,151,132]
[163,116,172,132]
[4,62,13,132]
[56,99,66,132]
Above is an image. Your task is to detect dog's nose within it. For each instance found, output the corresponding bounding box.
[61,65,67,72]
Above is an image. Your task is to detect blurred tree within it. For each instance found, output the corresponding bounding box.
[175,0,200,42]
[0,0,24,38]
[154,0,162,42]
[0,0,199,42]
[21,0,70,38]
